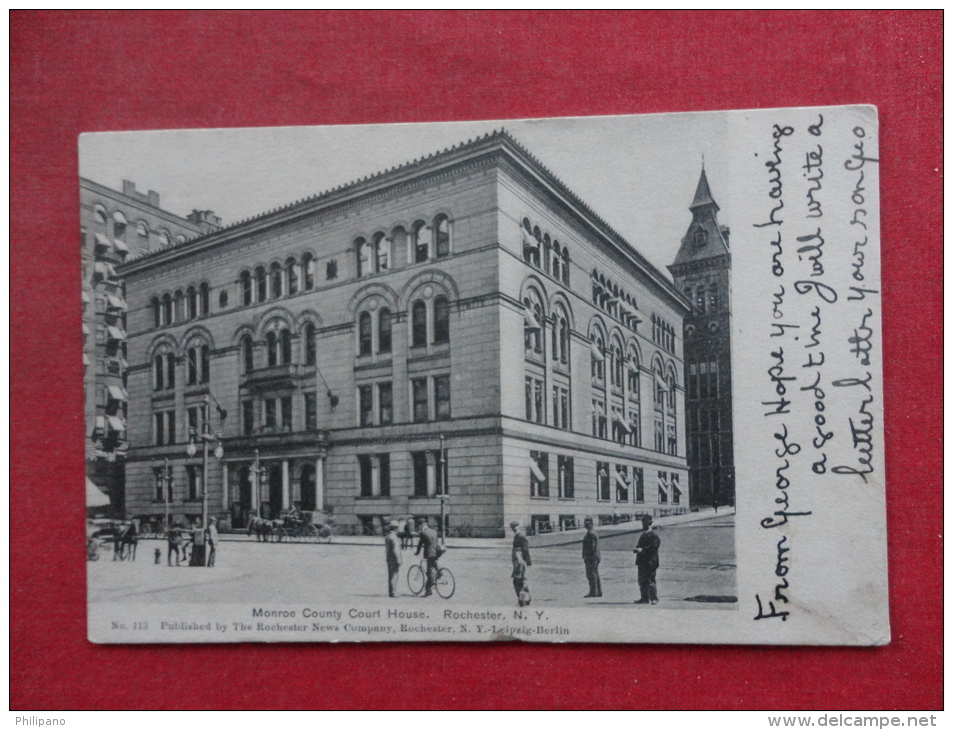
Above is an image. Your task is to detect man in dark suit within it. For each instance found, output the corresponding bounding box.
[510,521,532,603]
[582,517,602,597]
[415,518,439,597]
[384,523,402,597]
[633,515,661,604]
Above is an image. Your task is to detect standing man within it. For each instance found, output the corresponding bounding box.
[582,517,602,598]
[633,515,661,604]
[384,523,402,597]
[415,518,439,597]
[510,521,532,604]
[205,517,218,567]
[167,522,184,566]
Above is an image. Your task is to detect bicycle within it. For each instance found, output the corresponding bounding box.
[407,558,455,599]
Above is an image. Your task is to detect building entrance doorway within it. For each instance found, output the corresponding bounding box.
[300,464,316,511]
[268,466,283,520]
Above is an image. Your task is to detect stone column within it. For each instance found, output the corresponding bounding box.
[315,456,325,512]
[281,459,290,510]
[221,462,229,511]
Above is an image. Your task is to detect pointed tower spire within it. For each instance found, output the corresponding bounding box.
[689,167,718,213]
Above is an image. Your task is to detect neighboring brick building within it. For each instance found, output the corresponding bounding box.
[668,168,735,507]
[118,131,691,536]
[80,177,217,514]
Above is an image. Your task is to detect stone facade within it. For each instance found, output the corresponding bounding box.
[668,169,735,507]
[80,178,213,514]
[119,132,690,536]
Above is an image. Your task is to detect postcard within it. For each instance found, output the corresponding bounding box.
[83,105,886,644]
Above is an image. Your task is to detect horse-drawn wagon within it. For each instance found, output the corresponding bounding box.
[247,511,333,544]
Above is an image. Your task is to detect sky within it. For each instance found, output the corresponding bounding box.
[79,112,731,278]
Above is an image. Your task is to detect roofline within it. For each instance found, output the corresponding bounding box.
[80,176,204,232]
[115,130,684,306]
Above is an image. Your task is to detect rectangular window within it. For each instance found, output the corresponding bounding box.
[672,474,681,505]
[155,412,166,446]
[597,461,611,501]
[654,419,664,452]
[378,382,393,425]
[525,377,533,421]
[305,392,317,431]
[688,362,698,400]
[281,396,293,430]
[187,464,203,500]
[359,385,373,426]
[187,406,199,437]
[615,464,629,502]
[379,454,391,497]
[187,348,197,385]
[530,450,549,498]
[558,455,574,499]
[434,375,450,421]
[412,378,428,423]
[633,467,645,502]
[560,389,569,430]
[166,411,176,445]
[658,471,668,504]
[265,398,277,428]
[242,400,255,436]
[412,451,428,497]
[592,399,607,439]
[358,455,373,497]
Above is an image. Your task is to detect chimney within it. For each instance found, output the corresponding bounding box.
[188,209,222,234]
[122,179,161,208]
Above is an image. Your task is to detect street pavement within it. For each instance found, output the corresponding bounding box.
[88,513,736,611]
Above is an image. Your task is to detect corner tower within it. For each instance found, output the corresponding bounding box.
[668,168,734,507]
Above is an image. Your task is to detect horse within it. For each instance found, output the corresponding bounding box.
[113,520,139,561]
[247,515,278,542]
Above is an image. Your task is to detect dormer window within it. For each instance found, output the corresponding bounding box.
[694,229,708,247]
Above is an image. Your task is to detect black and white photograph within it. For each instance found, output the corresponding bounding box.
[82,107,886,644]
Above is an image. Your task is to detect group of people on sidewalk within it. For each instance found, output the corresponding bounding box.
[384,517,444,597]
[510,514,661,606]
[165,517,218,567]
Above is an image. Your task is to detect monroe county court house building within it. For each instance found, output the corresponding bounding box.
[119,131,692,537]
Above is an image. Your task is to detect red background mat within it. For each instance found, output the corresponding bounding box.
[10,11,942,710]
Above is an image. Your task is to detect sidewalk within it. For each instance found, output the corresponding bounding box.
[213,506,733,550]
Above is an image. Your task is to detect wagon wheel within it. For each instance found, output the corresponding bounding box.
[316,524,332,544]
[275,526,290,543]
[301,524,319,543]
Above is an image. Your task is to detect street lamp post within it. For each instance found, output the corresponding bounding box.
[438,434,449,546]
[187,395,225,565]
[253,448,267,519]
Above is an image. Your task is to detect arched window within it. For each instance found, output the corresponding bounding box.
[280,329,292,365]
[433,296,450,344]
[255,266,267,302]
[266,332,278,367]
[613,342,624,388]
[523,294,543,354]
[187,346,198,385]
[159,230,171,248]
[412,221,430,263]
[542,234,552,275]
[304,323,317,365]
[356,237,371,277]
[241,335,254,373]
[391,226,407,264]
[240,271,253,306]
[137,221,149,240]
[411,301,427,347]
[552,306,569,364]
[113,210,127,239]
[94,204,107,224]
[358,312,372,355]
[286,258,298,295]
[186,286,198,320]
[152,297,161,328]
[627,351,640,394]
[378,308,392,354]
[201,345,210,383]
[172,290,184,323]
[154,354,165,390]
[199,283,210,316]
[434,215,450,258]
[373,232,389,272]
[302,253,315,290]
[561,249,570,286]
[166,352,176,389]
[552,243,562,281]
[591,332,605,383]
[161,293,173,325]
[270,262,283,299]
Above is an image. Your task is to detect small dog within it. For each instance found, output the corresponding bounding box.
[518,583,532,607]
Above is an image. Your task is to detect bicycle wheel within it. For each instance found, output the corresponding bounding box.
[435,567,455,599]
[407,564,425,595]
[316,525,332,544]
